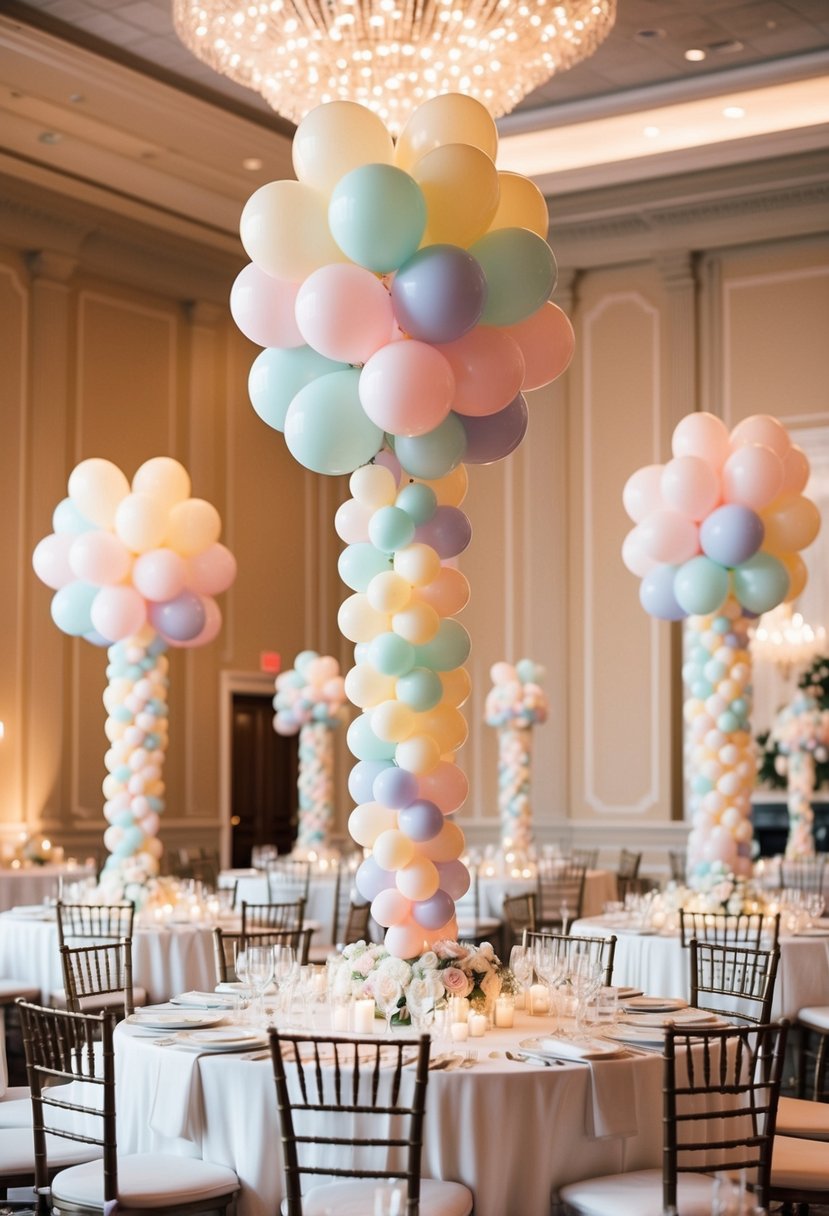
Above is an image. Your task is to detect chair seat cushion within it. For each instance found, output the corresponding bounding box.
[799,1006,829,1032]
[283,1179,473,1216]
[52,1153,239,1207]
[772,1134,829,1190]
[0,1127,102,1172]
[0,1096,33,1128]
[777,1096,829,1141]
[559,1169,717,1216]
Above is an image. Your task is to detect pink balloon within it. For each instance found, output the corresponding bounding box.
[672,412,731,471]
[133,548,187,602]
[186,543,238,595]
[138,810,161,836]
[722,444,784,511]
[173,596,222,648]
[781,444,809,496]
[621,526,658,577]
[417,762,468,814]
[371,888,412,927]
[436,326,525,417]
[229,263,302,349]
[32,533,75,590]
[359,341,455,438]
[637,509,699,564]
[415,567,471,616]
[295,264,394,364]
[91,585,147,642]
[622,465,664,523]
[69,531,132,586]
[384,918,429,960]
[660,455,721,521]
[730,414,791,460]
[334,498,372,544]
[504,302,575,390]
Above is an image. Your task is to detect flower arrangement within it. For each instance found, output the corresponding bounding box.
[329,939,517,1024]
[680,862,764,915]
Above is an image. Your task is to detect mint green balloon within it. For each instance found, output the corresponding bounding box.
[368,505,416,554]
[394,413,466,479]
[470,228,557,326]
[249,345,347,433]
[347,712,397,761]
[673,555,729,616]
[732,552,790,614]
[329,165,427,273]
[284,369,383,475]
[368,632,416,677]
[396,482,437,525]
[397,667,443,712]
[415,620,471,671]
[338,543,392,592]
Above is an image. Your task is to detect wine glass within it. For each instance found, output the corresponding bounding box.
[509,945,533,1009]
[570,953,602,1036]
[406,978,437,1032]
[373,974,403,1036]
[246,945,274,1022]
[273,946,298,1020]
[534,939,566,1026]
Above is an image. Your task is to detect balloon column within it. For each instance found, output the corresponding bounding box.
[485,660,549,855]
[622,412,820,884]
[770,690,829,858]
[32,457,236,900]
[233,94,573,957]
[273,651,348,853]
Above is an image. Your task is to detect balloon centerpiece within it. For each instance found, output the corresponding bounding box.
[770,689,829,858]
[233,94,574,957]
[623,412,821,885]
[33,457,236,903]
[273,650,348,854]
[484,659,549,857]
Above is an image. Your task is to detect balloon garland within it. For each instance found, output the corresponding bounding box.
[485,660,549,854]
[33,457,236,900]
[234,94,573,957]
[623,412,821,885]
[770,690,829,858]
[273,651,348,853]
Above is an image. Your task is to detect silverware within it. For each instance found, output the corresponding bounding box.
[505,1050,564,1068]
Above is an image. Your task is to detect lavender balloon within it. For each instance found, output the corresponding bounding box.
[460,393,528,465]
[398,799,444,841]
[639,564,685,620]
[148,590,206,642]
[373,765,419,809]
[414,505,472,558]
[391,245,487,344]
[412,889,455,930]
[700,504,765,567]
[349,759,394,805]
[355,856,397,901]
[435,859,471,901]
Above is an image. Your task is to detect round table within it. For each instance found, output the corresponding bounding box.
[478,870,618,921]
[0,863,96,912]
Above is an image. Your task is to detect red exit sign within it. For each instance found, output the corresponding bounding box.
[260,651,281,674]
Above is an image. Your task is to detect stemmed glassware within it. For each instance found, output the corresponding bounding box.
[233,941,250,1014]
[246,945,275,1022]
[273,946,298,1021]
[533,938,566,1027]
[569,951,603,1035]
[373,973,403,1036]
[509,945,533,1010]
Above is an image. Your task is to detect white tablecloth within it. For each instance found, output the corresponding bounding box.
[479,870,618,922]
[0,912,218,1004]
[114,1011,664,1216]
[0,864,96,912]
[571,915,829,1018]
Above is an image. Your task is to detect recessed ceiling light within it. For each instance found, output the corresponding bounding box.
[68,93,85,104]
[684,48,706,62]
[723,106,746,119]
[242,157,263,171]
[643,126,660,138]
[635,28,666,43]
[38,131,62,145]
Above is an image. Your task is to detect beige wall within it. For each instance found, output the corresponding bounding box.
[1,144,828,870]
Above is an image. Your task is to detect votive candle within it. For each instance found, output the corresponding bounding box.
[530,984,549,1016]
[353,998,375,1034]
[494,996,515,1028]
[468,1012,487,1037]
[450,1021,469,1042]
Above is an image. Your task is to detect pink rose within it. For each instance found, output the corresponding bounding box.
[434,940,469,961]
[442,967,473,997]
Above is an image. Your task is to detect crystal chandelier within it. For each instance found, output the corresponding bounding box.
[751,602,827,676]
[172,0,617,132]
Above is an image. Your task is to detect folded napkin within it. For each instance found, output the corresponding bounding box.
[620,1008,719,1030]
[148,1042,207,1141]
[538,1036,639,1140]
[215,981,277,996]
[170,991,237,1009]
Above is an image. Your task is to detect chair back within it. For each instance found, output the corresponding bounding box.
[60,939,135,1017]
[780,855,827,893]
[662,1022,788,1215]
[241,898,306,934]
[56,900,135,947]
[617,849,641,880]
[213,927,313,983]
[536,860,586,930]
[689,940,780,1025]
[668,849,687,883]
[679,909,780,949]
[340,901,371,949]
[331,860,370,948]
[502,892,536,948]
[269,1029,431,1215]
[18,1001,117,1206]
[523,930,617,987]
[570,847,598,870]
[266,858,312,903]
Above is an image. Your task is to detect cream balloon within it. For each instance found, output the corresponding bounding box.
[348,802,398,847]
[393,543,441,587]
[68,459,130,529]
[344,664,397,708]
[292,101,394,194]
[165,499,221,557]
[395,733,441,774]
[114,493,169,554]
[394,94,498,172]
[395,856,440,900]
[132,457,191,511]
[488,171,549,238]
[338,594,390,643]
[373,828,416,871]
[240,180,345,281]
[350,464,398,510]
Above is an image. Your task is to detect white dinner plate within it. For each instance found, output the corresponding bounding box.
[603,1023,666,1047]
[615,987,644,999]
[623,996,688,1013]
[9,905,54,920]
[176,1027,269,1051]
[170,991,238,1009]
[619,1009,725,1029]
[215,981,277,995]
[518,1036,628,1062]
[127,1010,227,1031]
[793,927,829,937]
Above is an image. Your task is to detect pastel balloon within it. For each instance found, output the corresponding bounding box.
[165,499,221,557]
[722,444,783,511]
[699,504,765,567]
[623,465,664,524]
[295,264,394,364]
[416,566,471,617]
[436,326,525,417]
[781,445,810,496]
[673,556,730,616]
[33,533,75,590]
[344,664,395,708]
[393,534,445,589]
[248,345,348,434]
[350,464,398,509]
[148,589,205,642]
[671,412,731,470]
[439,667,472,709]
[239,180,344,281]
[396,667,444,713]
[394,414,467,480]
[395,855,440,900]
[414,143,499,247]
[68,531,132,586]
[384,921,429,959]
[661,455,720,521]
[417,704,468,753]
[53,497,94,535]
[415,619,471,671]
[132,458,191,511]
[761,495,821,553]
[391,601,440,645]
[471,228,556,327]
[337,594,389,643]
[460,393,528,465]
[489,171,548,238]
[504,303,574,390]
[51,581,98,636]
[394,93,498,172]
[730,414,791,460]
[292,101,394,193]
[114,493,168,554]
[391,245,487,345]
[349,760,394,805]
[732,552,790,614]
[368,632,416,677]
[284,369,383,476]
[414,506,471,558]
[186,544,237,595]
[372,888,413,928]
[637,509,699,565]
[414,464,468,508]
[367,571,412,614]
[368,505,417,554]
[68,459,130,529]
[229,263,303,349]
[621,527,657,578]
[372,700,416,744]
[177,596,222,648]
[412,888,455,930]
[348,802,398,847]
[373,828,416,871]
[339,544,393,593]
[395,483,438,526]
[420,819,465,862]
[395,733,441,774]
[329,164,426,272]
[355,856,397,901]
[435,859,471,900]
[639,564,685,621]
[131,548,186,602]
[92,585,147,641]
[347,713,397,762]
[360,341,455,438]
[334,497,373,544]
[373,765,419,810]
[398,798,444,842]
[780,552,808,601]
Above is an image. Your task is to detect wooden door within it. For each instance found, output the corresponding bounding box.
[230,693,298,866]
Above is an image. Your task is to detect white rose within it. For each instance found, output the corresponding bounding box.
[378,956,412,986]
[416,951,438,972]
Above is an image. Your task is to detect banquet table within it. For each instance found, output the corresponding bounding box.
[0,910,219,1004]
[479,869,618,923]
[0,863,96,913]
[114,1008,667,1216]
[571,914,829,1018]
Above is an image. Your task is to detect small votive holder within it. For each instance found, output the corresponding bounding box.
[468,1012,487,1038]
[331,1001,350,1032]
[529,984,549,1016]
[449,996,470,1024]
[353,997,376,1034]
[595,987,619,1026]
[450,1021,469,1042]
[494,994,515,1028]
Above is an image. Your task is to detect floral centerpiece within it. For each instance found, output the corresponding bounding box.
[679,861,765,915]
[329,939,517,1025]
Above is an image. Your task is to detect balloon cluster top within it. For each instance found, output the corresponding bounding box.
[771,690,829,755]
[623,412,820,621]
[485,660,549,728]
[273,650,348,734]
[33,457,236,648]
[234,95,574,481]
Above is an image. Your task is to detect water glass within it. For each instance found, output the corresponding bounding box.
[594,986,619,1027]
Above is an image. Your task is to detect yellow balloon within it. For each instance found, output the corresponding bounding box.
[440,667,471,708]
[132,457,191,512]
[373,828,416,872]
[395,733,441,775]
[367,571,412,614]
[420,820,465,862]
[349,463,398,509]
[391,601,440,645]
[165,499,221,557]
[349,802,398,847]
[414,144,500,247]
[781,552,808,601]
[396,856,439,901]
[393,543,441,587]
[761,495,821,554]
[416,705,468,753]
[292,101,394,195]
[411,463,468,507]
[337,593,389,643]
[240,180,345,281]
[394,94,498,173]
[344,664,396,708]
[372,700,416,744]
[489,172,549,239]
